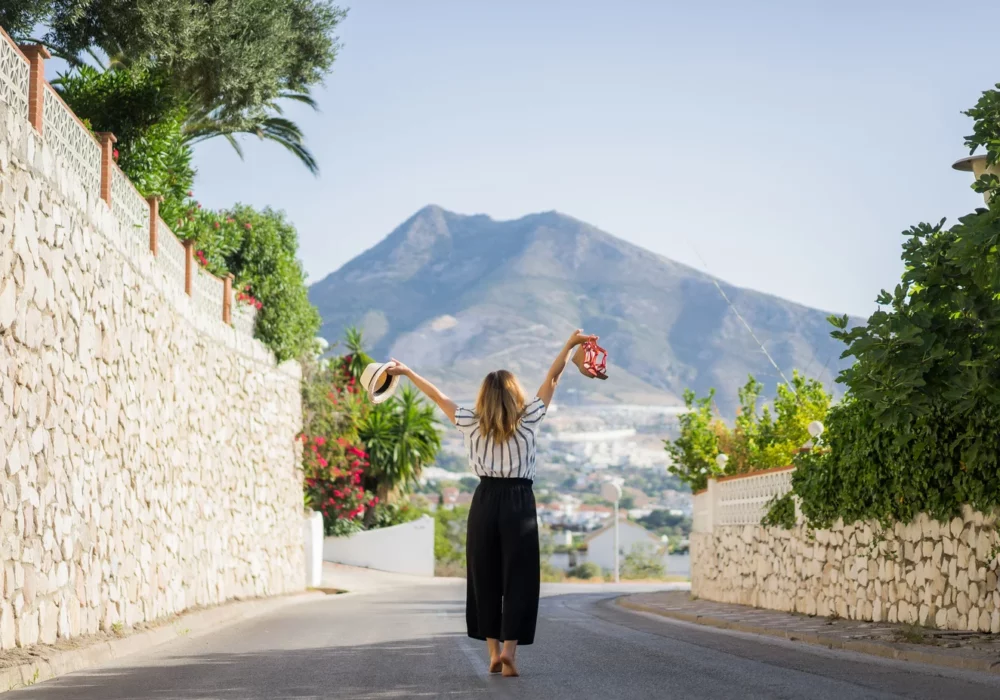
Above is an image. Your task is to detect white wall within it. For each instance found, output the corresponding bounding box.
[323,516,436,577]
[587,521,662,571]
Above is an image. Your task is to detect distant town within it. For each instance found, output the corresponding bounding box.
[414,403,693,574]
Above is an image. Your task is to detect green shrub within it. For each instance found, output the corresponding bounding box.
[567,561,601,580]
[666,373,830,492]
[792,208,1000,528]
[761,492,796,529]
[435,505,469,574]
[221,205,320,362]
[370,501,426,530]
[621,543,666,580]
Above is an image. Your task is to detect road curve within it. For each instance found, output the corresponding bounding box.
[10,579,1000,699]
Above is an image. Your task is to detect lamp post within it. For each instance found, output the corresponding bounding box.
[953,155,1000,204]
[804,421,824,449]
[715,453,728,472]
[601,479,623,583]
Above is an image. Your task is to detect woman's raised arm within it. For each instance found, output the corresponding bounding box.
[536,330,597,407]
[387,359,459,424]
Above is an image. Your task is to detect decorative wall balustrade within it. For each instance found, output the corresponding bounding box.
[0,31,254,340]
[0,28,27,122]
[694,466,797,532]
[232,303,258,337]
[42,85,102,202]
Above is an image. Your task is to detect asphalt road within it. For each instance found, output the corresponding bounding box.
[11,578,1000,700]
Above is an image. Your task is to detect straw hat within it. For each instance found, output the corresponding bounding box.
[360,362,400,404]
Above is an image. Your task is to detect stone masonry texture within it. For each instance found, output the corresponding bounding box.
[692,506,1000,634]
[0,100,304,651]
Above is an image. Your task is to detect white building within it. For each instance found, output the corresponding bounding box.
[583,519,664,572]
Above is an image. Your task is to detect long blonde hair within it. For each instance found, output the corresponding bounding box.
[475,370,527,443]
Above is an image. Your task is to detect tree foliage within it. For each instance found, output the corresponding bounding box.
[792,209,1000,527]
[10,1,345,170]
[359,386,442,524]
[9,0,345,119]
[665,372,830,492]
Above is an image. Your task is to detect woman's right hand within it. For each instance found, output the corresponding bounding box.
[386,358,412,377]
[567,329,598,348]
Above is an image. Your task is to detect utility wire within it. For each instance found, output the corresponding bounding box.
[681,235,796,394]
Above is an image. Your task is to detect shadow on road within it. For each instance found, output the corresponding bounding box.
[11,633,491,700]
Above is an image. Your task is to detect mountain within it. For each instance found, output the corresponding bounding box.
[310,205,862,414]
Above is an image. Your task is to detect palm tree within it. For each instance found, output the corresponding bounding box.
[181,90,320,173]
[341,326,373,382]
[358,386,441,527]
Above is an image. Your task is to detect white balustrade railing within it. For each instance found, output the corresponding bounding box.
[43,85,102,201]
[111,165,150,260]
[0,33,28,122]
[695,467,796,531]
[194,268,225,324]
[232,302,258,336]
[156,221,188,294]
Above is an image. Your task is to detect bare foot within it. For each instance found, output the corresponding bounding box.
[489,657,502,674]
[499,653,519,677]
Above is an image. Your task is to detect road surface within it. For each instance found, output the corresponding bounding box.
[10,574,1000,699]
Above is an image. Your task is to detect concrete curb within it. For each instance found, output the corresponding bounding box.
[0,591,326,693]
[617,598,1000,675]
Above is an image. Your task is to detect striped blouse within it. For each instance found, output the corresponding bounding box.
[453,397,548,480]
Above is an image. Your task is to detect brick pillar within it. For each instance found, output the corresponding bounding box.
[223,274,234,324]
[183,240,194,295]
[19,45,50,133]
[96,132,117,206]
[146,196,161,255]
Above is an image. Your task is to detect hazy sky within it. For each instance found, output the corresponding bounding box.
[177,1,991,317]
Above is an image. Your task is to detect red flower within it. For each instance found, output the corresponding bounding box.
[213,221,220,229]
[112,148,119,161]
[317,457,328,468]
[314,437,326,447]
[245,223,252,230]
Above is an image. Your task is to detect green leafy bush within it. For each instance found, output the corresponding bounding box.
[568,561,602,580]
[665,373,830,492]
[435,505,469,576]
[792,206,1000,528]
[761,492,796,529]
[222,205,320,362]
[621,543,667,580]
[57,64,194,216]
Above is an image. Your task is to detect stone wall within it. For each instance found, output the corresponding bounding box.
[0,93,304,649]
[691,506,1000,633]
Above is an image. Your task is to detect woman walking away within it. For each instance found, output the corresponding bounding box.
[387,329,598,677]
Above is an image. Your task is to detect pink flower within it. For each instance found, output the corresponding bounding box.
[213,221,220,229]
[244,223,252,230]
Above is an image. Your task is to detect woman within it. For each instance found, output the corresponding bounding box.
[387,329,598,677]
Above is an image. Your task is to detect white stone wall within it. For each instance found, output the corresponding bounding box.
[691,506,1000,633]
[0,100,304,650]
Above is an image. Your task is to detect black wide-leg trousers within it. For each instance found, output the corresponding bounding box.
[466,477,540,645]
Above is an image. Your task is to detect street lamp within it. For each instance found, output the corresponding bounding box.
[600,479,623,583]
[803,421,824,449]
[953,155,999,204]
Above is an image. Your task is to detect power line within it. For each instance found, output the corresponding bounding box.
[681,235,796,394]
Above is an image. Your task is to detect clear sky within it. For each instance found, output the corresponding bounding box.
[181,0,991,318]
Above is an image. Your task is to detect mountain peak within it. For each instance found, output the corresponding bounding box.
[310,208,857,411]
